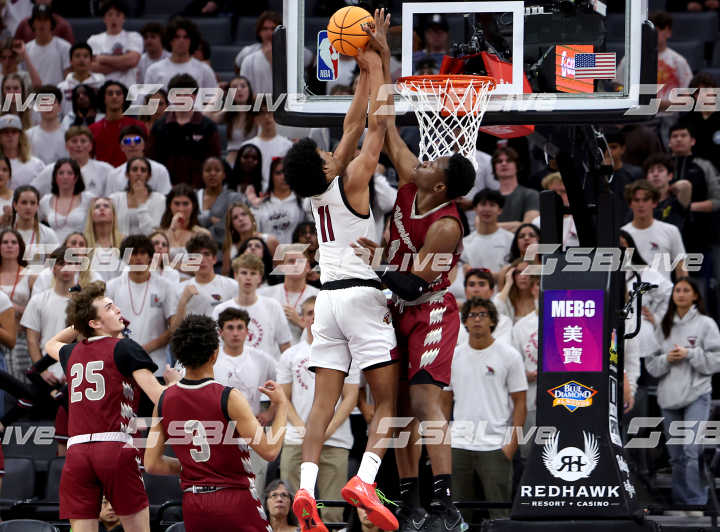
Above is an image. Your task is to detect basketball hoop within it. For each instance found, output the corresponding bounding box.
[396,75,496,171]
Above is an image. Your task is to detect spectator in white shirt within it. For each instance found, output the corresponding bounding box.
[106,235,177,372]
[24,4,70,86]
[621,179,688,281]
[26,85,67,165]
[278,297,359,523]
[0,114,44,188]
[462,189,514,281]
[31,125,112,197]
[21,244,73,384]
[258,246,319,344]
[9,185,58,261]
[109,156,165,236]
[0,37,41,90]
[493,260,538,324]
[1,72,32,129]
[205,76,257,166]
[56,42,105,117]
[450,297,527,521]
[213,306,277,492]
[242,103,292,191]
[235,11,281,90]
[457,268,513,346]
[104,125,171,196]
[148,230,179,285]
[137,22,168,84]
[0,155,12,224]
[212,252,292,359]
[145,18,217,90]
[38,158,94,243]
[172,233,237,321]
[87,0,142,89]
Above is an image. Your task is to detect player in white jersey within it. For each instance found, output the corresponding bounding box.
[283,10,399,532]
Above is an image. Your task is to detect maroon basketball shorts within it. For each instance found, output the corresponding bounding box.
[60,441,148,519]
[391,292,460,387]
[183,487,270,531]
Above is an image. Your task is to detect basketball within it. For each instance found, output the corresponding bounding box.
[327,6,373,56]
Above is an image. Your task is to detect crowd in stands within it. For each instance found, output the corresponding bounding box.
[1,0,720,529]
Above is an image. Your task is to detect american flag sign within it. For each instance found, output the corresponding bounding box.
[574,52,616,79]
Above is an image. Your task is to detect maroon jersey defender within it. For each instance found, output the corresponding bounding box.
[387,182,463,385]
[58,337,157,520]
[157,379,270,531]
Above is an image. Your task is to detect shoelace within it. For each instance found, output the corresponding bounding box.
[375,489,399,508]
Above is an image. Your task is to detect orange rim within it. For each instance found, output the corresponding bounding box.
[397,74,497,92]
[397,75,496,116]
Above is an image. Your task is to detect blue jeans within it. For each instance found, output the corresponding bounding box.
[662,392,711,505]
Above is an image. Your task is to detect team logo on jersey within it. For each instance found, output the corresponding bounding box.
[547,381,597,413]
[486,366,495,376]
[212,294,222,301]
[383,311,392,324]
[317,30,339,81]
[543,431,599,481]
[688,336,697,347]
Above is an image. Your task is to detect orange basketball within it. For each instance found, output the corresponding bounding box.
[327,6,373,56]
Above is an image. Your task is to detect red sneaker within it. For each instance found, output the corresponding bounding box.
[341,476,399,531]
[293,489,328,532]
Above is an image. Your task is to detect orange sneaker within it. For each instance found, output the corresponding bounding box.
[341,476,399,531]
[293,489,328,532]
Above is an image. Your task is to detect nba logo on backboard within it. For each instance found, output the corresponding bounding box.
[317,30,339,82]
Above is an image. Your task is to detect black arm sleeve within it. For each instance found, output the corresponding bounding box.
[59,343,77,375]
[378,268,430,301]
[114,338,158,377]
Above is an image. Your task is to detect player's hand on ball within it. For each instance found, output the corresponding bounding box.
[363,8,391,56]
[259,380,287,405]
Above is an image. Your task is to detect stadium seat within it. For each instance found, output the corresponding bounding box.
[43,457,65,502]
[143,472,182,522]
[0,520,58,532]
[700,68,720,84]
[670,40,706,72]
[0,457,35,505]
[189,18,232,45]
[66,19,106,43]
[217,123,228,152]
[166,523,186,532]
[306,17,328,47]
[211,45,241,72]
[2,421,58,473]
[649,0,667,9]
[668,12,718,43]
[236,18,258,44]
[217,70,237,82]
[125,18,166,33]
[606,13,625,43]
[711,41,720,67]
[142,0,179,17]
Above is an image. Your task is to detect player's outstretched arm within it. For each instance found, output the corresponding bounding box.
[333,68,369,172]
[144,404,182,476]
[344,49,386,195]
[228,381,288,462]
[45,326,79,361]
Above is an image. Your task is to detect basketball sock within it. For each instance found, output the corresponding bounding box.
[431,474,453,507]
[299,462,319,495]
[399,477,420,508]
[357,452,382,484]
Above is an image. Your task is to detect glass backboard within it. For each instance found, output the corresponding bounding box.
[273,0,655,128]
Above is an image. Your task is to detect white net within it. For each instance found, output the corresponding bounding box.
[396,76,495,171]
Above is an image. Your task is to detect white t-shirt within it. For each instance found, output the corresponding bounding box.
[257,283,319,344]
[145,57,218,90]
[213,345,277,415]
[511,310,539,412]
[39,191,94,244]
[239,49,272,95]
[10,156,45,188]
[457,312,512,346]
[461,228,514,273]
[2,0,32,35]
[241,135,293,192]
[212,295,292,360]
[137,50,170,84]
[31,159,112,198]
[16,224,58,264]
[621,220,686,282]
[57,72,106,116]
[252,193,307,245]
[20,288,69,378]
[531,214,579,249]
[87,30,143,89]
[277,340,358,448]
[25,37,71,86]
[176,274,238,318]
[32,267,102,293]
[105,158,172,196]
[110,191,166,236]
[26,125,68,165]
[106,272,178,374]
[450,339,528,451]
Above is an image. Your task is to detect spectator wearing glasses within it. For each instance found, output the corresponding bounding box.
[89,81,147,167]
[263,479,299,532]
[87,0,142,89]
[56,42,105,117]
[136,22,168,84]
[25,85,67,165]
[450,297,527,521]
[104,125,171,196]
[145,18,217,90]
[0,37,41,89]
